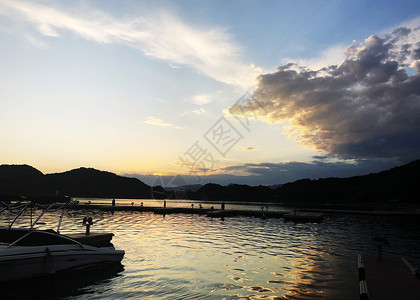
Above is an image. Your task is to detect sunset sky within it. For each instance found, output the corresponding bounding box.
[1,1,419,186]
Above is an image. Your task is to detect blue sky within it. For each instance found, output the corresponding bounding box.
[1,0,419,186]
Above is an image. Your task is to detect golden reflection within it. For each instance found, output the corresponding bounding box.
[279,249,332,299]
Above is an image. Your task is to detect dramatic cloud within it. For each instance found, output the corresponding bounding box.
[0,1,258,88]
[144,117,182,129]
[229,23,420,162]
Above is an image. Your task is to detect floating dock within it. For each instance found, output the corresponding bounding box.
[358,254,420,300]
[71,204,286,218]
[67,204,324,222]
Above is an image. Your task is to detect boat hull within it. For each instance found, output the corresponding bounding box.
[0,244,124,282]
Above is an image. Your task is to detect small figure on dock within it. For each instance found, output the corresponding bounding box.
[211,206,214,211]
[164,200,167,208]
[131,202,134,207]
[141,202,143,207]
[112,199,116,207]
[191,204,194,209]
[261,206,266,219]
[221,202,225,210]
[199,204,203,209]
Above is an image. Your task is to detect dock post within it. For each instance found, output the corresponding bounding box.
[83,217,93,236]
[357,254,369,300]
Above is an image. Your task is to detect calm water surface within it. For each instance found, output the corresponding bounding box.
[2,200,419,299]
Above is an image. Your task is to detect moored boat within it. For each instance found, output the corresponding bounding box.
[0,200,125,282]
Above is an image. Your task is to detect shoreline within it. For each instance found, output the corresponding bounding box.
[68,203,420,217]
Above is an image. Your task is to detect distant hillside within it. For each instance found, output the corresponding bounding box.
[164,184,203,192]
[0,164,45,196]
[190,183,274,202]
[1,159,419,209]
[188,159,420,209]
[46,167,152,198]
[0,165,152,199]
[274,159,420,209]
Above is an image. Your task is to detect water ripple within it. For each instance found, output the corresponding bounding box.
[1,205,419,299]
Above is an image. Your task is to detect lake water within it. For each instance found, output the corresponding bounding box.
[2,200,420,299]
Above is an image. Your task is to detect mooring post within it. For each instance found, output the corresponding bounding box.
[83,217,93,236]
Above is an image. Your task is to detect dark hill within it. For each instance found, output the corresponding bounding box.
[46,167,152,198]
[0,164,44,178]
[190,183,273,202]
[274,159,420,209]
[1,159,419,209]
[189,159,420,209]
[0,164,45,196]
[0,165,152,199]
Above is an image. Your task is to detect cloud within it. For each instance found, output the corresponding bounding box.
[189,94,214,105]
[412,60,420,72]
[192,108,206,115]
[283,43,348,71]
[245,147,255,151]
[144,117,182,129]
[180,108,207,116]
[229,20,420,163]
[0,1,259,88]
[125,159,400,186]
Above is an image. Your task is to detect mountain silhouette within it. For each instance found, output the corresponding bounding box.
[1,159,419,209]
[190,159,420,209]
[0,166,152,200]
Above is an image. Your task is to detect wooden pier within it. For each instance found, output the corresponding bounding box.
[358,254,420,300]
[66,204,325,222]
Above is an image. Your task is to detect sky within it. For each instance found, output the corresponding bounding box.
[0,0,419,186]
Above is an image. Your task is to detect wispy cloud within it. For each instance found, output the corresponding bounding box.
[0,1,259,88]
[181,108,207,116]
[188,94,214,105]
[144,117,182,129]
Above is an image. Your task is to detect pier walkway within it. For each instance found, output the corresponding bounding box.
[71,204,285,218]
[68,204,323,221]
[358,254,420,300]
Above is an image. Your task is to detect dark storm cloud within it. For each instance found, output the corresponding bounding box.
[229,28,420,163]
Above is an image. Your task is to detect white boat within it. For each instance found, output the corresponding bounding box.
[0,200,125,282]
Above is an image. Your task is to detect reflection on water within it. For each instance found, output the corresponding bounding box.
[0,263,124,300]
[1,204,419,299]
